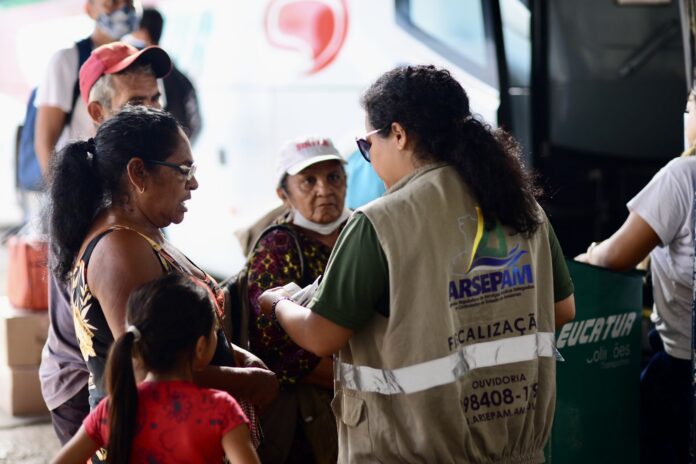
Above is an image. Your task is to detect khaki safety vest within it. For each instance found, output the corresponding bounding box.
[332,163,556,463]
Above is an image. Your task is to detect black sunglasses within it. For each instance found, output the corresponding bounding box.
[355,128,384,162]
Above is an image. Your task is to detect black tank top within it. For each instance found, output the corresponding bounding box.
[70,226,232,408]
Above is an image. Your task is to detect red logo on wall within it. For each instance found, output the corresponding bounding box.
[264,0,349,74]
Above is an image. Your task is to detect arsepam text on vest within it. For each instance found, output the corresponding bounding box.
[449,264,533,300]
[556,312,636,349]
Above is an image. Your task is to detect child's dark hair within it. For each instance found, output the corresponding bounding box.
[104,274,216,464]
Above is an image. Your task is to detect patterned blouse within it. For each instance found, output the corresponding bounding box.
[70,226,261,448]
[247,224,336,387]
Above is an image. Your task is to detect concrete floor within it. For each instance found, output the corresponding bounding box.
[0,229,61,463]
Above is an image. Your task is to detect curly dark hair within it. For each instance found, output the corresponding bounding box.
[360,65,542,235]
[48,106,182,281]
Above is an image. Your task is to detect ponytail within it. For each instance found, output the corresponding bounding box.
[448,118,542,235]
[105,331,138,464]
[48,139,104,281]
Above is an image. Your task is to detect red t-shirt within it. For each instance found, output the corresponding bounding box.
[84,380,248,463]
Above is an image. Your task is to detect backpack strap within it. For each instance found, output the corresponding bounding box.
[66,37,93,125]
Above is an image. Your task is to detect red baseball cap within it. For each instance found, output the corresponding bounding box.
[79,42,172,104]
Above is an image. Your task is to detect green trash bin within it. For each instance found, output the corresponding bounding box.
[545,259,643,463]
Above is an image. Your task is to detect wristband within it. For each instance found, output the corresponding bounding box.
[271,297,294,323]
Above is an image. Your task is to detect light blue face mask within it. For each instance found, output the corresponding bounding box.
[96,5,140,40]
[121,33,147,50]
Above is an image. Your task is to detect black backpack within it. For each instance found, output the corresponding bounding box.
[221,224,309,350]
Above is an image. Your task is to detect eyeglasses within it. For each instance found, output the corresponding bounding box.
[355,128,384,163]
[145,159,197,182]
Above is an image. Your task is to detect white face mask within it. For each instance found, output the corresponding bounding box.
[291,208,351,235]
[96,6,140,40]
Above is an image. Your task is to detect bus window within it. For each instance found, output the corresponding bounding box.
[395,0,498,88]
[500,0,531,87]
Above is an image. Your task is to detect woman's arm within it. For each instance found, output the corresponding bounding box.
[194,365,278,410]
[50,426,100,464]
[258,290,354,357]
[232,344,270,370]
[301,357,334,389]
[554,294,576,328]
[88,229,166,338]
[576,212,660,271]
[235,333,331,389]
[222,425,261,464]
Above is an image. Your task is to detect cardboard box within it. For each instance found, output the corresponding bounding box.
[0,297,49,367]
[0,365,48,416]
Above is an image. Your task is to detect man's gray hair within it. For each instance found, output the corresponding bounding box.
[88,63,156,107]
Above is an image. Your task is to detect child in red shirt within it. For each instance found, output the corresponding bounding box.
[51,274,260,464]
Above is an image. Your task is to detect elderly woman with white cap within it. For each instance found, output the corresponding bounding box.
[246,136,348,464]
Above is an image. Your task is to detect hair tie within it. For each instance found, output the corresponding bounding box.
[85,138,96,163]
[126,324,142,341]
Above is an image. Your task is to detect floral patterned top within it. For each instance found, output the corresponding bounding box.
[71,227,227,406]
[84,380,248,463]
[247,224,336,387]
[71,226,263,453]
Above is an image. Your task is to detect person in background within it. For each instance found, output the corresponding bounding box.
[247,137,347,463]
[35,0,141,177]
[127,7,202,142]
[344,148,385,209]
[51,274,260,464]
[40,41,171,446]
[259,65,575,463]
[576,88,696,464]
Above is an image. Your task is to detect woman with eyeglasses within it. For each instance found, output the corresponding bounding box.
[258,65,575,463]
[246,136,348,464]
[48,106,277,459]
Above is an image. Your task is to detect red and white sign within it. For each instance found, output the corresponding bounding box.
[264,0,349,74]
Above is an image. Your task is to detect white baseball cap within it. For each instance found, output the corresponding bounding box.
[276,136,345,184]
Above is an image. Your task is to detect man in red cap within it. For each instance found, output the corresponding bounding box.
[39,40,171,446]
[80,41,171,124]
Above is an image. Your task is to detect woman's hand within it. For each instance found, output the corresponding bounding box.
[574,213,660,271]
[233,344,270,370]
[195,365,279,411]
[258,287,293,317]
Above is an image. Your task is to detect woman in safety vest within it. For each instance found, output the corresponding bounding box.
[259,65,576,463]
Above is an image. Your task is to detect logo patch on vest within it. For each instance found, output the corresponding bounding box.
[449,208,535,310]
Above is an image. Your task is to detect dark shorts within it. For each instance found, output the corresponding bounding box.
[50,384,90,446]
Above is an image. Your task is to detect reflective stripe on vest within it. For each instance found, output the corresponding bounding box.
[338,332,556,395]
